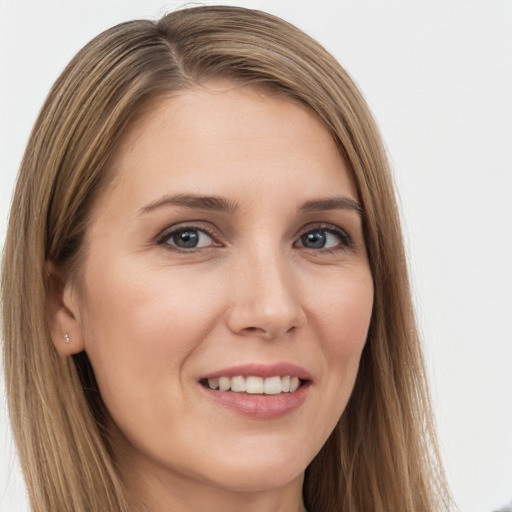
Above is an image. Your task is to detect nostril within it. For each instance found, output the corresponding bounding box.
[240,323,300,338]
[243,326,267,334]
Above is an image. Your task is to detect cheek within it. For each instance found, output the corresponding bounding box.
[309,268,373,416]
[315,270,373,355]
[77,262,225,404]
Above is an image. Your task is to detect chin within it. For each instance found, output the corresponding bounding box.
[192,440,311,493]
[205,461,306,494]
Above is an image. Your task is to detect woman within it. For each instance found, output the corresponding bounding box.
[1,5,451,512]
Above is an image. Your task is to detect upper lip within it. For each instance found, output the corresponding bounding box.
[201,362,311,381]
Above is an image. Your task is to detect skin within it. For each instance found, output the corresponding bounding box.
[49,82,374,512]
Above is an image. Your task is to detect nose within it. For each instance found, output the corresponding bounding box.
[226,246,306,340]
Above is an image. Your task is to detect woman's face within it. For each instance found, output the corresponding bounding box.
[64,83,373,503]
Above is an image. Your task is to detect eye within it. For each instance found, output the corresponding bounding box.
[159,227,217,250]
[295,225,352,251]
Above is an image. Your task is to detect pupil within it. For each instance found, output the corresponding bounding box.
[303,231,326,248]
[174,230,199,248]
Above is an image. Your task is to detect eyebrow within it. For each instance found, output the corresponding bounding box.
[138,193,363,216]
[299,197,363,215]
[139,194,239,215]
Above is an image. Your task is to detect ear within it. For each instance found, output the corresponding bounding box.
[46,261,86,356]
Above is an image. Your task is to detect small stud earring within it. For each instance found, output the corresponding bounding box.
[63,332,70,343]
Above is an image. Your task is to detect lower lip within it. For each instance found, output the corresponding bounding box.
[200,383,310,419]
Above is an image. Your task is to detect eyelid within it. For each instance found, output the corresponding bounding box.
[156,221,221,249]
[155,220,353,252]
[294,222,353,250]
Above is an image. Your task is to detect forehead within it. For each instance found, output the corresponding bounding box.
[102,82,357,210]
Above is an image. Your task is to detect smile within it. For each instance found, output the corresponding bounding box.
[199,364,311,418]
[204,375,302,394]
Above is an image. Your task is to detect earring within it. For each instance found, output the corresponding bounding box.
[63,332,70,343]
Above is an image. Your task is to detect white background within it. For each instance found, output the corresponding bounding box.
[1,1,511,511]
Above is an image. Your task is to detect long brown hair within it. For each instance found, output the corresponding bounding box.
[2,6,451,511]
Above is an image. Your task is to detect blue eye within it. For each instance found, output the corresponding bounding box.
[161,228,215,249]
[297,226,350,250]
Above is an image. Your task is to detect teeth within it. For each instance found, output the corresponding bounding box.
[289,376,300,392]
[246,376,264,394]
[218,377,231,391]
[206,375,303,394]
[231,376,246,392]
[263,376,282,395]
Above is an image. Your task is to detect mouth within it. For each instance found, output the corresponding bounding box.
[200,375,306,395]
[198,363,311,418]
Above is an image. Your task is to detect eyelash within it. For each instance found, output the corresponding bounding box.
[156,222,353,253]
[294,223,353,252]
[156,222,219,251]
